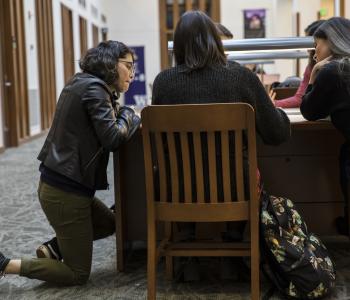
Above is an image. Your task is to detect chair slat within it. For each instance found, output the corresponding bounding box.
[180,132,192,203]
[155,133,167,202]
[221,131,231,202]
[193,132,204,203]
[207,132,218,203]
[235,131,244,201]
[167,133,179,203]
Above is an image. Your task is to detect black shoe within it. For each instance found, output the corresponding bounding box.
[36,237,62,261]
[110,204,116,213]
[0,252,10,276]
[335,216,349,236]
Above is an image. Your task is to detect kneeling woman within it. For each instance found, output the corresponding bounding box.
[0,41,140,285]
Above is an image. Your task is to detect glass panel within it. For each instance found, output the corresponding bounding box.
[29,89,41,135]
[167,33,175,67]
[166,2,173,29]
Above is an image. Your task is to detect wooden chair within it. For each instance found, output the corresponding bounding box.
[141,103,260,300]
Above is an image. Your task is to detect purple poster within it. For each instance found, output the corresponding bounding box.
[125,46,147,106]
[244,9,266,39]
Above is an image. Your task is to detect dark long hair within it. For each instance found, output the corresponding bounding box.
[79,40,134,85]
[314,17,350,91]
[314,17,350,59]
[173,11,227,72]
[305,20,326,67]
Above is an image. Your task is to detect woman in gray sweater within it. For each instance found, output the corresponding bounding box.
[152,11,290,146]
[152,11,290,245]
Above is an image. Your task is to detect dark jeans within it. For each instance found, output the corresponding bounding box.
[20,181,115,285]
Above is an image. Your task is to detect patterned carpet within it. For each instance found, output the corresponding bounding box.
[0,136,350,299]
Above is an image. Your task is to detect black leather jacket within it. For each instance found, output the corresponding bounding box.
[38,72,140,190]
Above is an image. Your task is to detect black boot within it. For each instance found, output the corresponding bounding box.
[36,237,62,261]
[0,252,10,276]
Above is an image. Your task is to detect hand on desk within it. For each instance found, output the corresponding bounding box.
[127,105,144,117]
[268,89,276,106]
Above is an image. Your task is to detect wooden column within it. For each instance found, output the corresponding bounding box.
[61,5,75,84]
[0,0,29,147]
[79,17,88,57]
[36,0,57,130]
[185,0,192,11]
[340,0,345,17]
[92,24,99,47]
[172,0,179,30]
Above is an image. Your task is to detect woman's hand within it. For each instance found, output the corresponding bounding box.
[269,89,276,106]
[309,55,332,84]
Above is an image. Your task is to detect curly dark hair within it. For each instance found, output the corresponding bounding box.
[79,40,134,85]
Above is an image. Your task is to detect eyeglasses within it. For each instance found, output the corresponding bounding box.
[119,59,136,75]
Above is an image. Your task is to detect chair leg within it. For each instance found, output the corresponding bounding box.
[164,222,173,280]
[251,252,260,300]
[251,212,260,299]
[347,205,350,240]
[165,256,173,280]
[148,220,157,300]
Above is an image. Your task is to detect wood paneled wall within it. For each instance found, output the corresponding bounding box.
[36,0,56,130]
[61,5,75,84]
[79,17,88,58]
[0,0,29,147]
[92,24,99,47]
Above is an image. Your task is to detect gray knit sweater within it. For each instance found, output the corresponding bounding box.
[152,62,291,145]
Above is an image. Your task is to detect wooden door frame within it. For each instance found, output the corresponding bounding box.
[92,24,99,47]
[0,0,29,147]
[340,0,345,17]
[61,4,75,84]
[36,0,56,130]
[0,2,5,152]
[79,16,88,57]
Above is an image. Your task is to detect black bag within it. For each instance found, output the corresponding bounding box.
[260,192,336,299]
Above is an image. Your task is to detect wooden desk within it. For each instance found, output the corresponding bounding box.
[114,119,345,271]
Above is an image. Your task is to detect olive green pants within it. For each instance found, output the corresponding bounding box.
[20,181,115,285]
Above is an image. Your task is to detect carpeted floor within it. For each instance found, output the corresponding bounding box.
[0,136,350,299]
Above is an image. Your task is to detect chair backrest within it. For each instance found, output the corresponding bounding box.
[141,103,258,223]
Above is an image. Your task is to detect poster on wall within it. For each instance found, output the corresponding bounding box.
[124,46,147,106]
[243,9,266,39]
